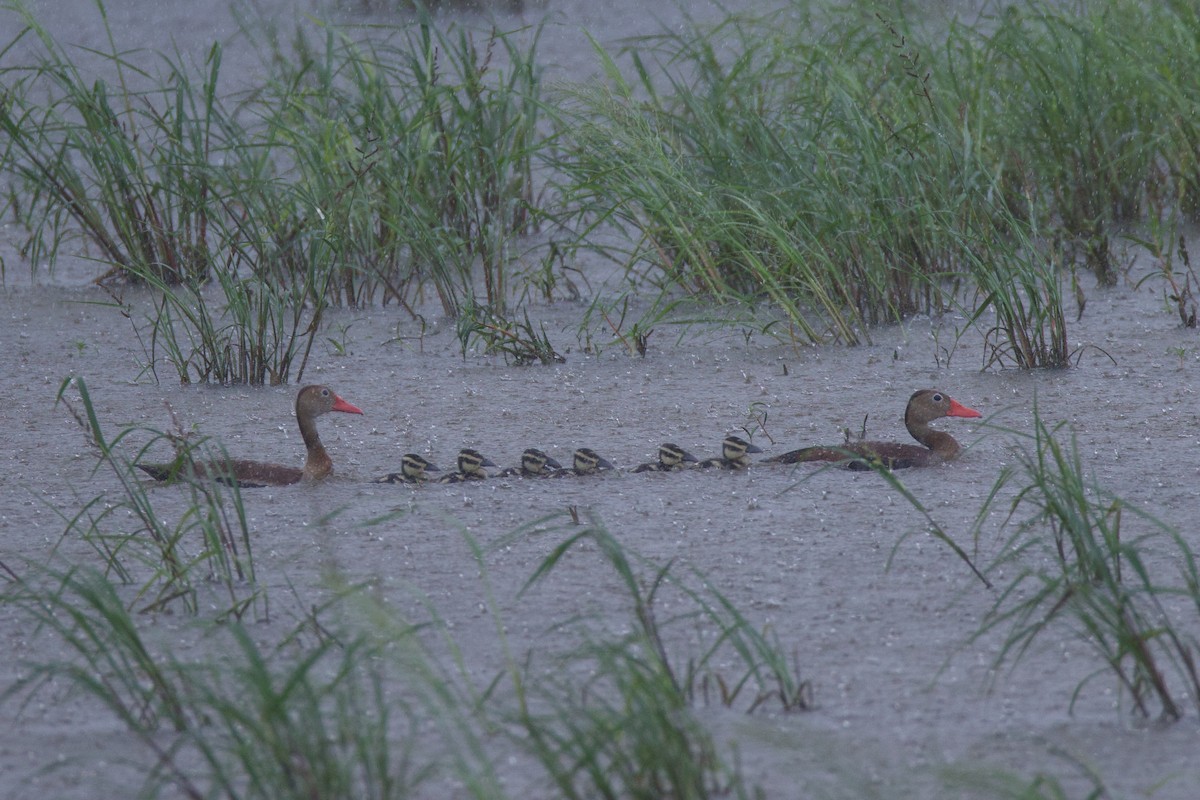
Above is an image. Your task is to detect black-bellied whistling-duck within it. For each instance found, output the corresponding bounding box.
[763,389,982,470]
[437,449,497,484]
[136,385,363,488]
[696,436,763,470]
[632,443,698,473]
[498,448,562,478]
[375,454,441,484]
[550,447,615,477]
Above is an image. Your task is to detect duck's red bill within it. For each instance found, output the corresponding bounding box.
[947,398,982,419]
[332,395,364,415]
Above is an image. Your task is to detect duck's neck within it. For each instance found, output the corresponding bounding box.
[299,413,332,479]
[904,413,961,457]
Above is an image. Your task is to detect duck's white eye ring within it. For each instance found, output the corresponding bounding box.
[932,393,943,402]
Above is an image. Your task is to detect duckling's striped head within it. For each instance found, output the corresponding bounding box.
[721,436,763,463]
[402,453,440,481]
[521,448,561,475]
[658,442,698,469]
[457,448,496,476]
[572,447,615,475]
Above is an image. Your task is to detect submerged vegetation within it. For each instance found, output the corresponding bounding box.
[2,0,1199,377]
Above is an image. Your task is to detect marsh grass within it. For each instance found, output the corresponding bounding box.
[2,2,547,386]
[548,11,990,346]
[0,2,222,284]
[977,408,1200,721]
[941,754,1107,800]
[835,405,1200,721]
[522,516,811,714]
[516,645,739,800]
[545,0,1200,353]
[3,566,193,737]
[863,463,994,590]
[504,513,808,798]
[967,1,1175,286]
[1131,226,1198,330]
[3,508,802,797]
[131,254,329,385]
[7,0,1200,366]
[248,13,544,316]
[351,0,530,14]
[0,1,333,384]
[963,213,1072,370]
[54,376,261,619]
[11,487,1114,797]
[2,566,430,799]
[174,624,427,800]
[592,293,658,357]
[455,299,565,364]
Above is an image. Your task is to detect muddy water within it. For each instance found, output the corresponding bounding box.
[4,1,1200,799]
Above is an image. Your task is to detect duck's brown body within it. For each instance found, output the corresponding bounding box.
[764,389,981,470]
[137,385,363,488]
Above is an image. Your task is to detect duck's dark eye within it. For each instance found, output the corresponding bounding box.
[932,393,943,402]
[321,388,330,397]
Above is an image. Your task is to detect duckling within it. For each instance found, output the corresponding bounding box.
[498,448,563,478]
[631,442,699,473]
[696,436,763,470]
[374,453,441,484]
[437,448,497,484]
[550,447,616,477]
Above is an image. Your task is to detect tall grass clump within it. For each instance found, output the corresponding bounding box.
[0,2,225,284]
[977,408,1200,721]
[54,376,262,619]
[501,514,809,798]
[1159,3,1200,217]
[2,3,548,382]
[246,13,545,315]
[552,0,1200,347]
[455,299,565,364]
[962,211,1071,369]
[961,1,1176,286]
[0,3,336,384]
[2,567,431,799]
[132,210,338,385]
[549,9,998,345]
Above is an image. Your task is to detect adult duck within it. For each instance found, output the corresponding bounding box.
[696,436,763,470]
[137,385,363,488]
[763,389,981,470]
